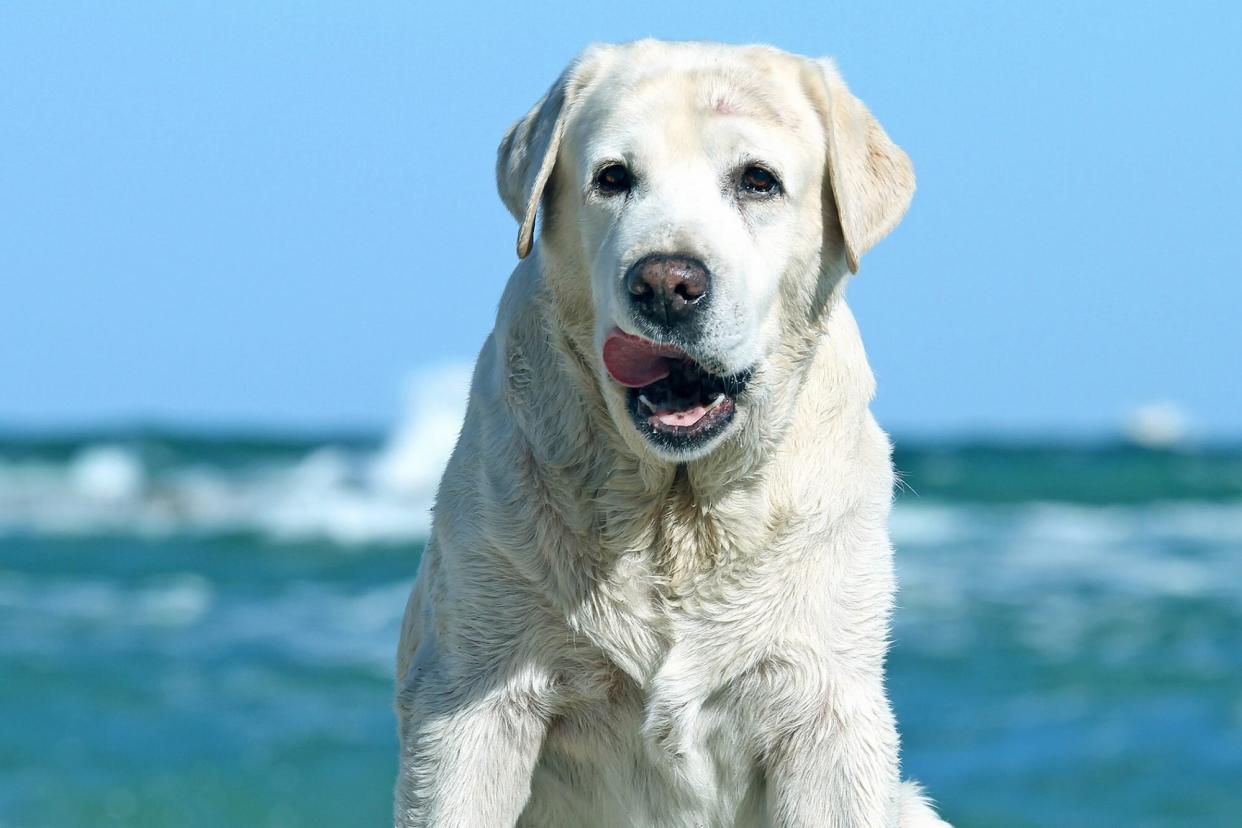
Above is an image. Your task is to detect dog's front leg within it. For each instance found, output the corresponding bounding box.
[394,669,548,828]
[764,672,902,828]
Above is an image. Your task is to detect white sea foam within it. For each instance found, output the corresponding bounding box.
[0,448,435,543]
[370,362,473,497]
[3,431,1240,672]
[0,362,477,544]
[0,570,400,674]
[1123,401,1190,447]
[69,445,146,501]
[0,364,1239,567]
[0,572,214,628]
[892,498,1242,662]
[4,439,1242,555]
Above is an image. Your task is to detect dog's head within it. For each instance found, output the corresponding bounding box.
[497,41,913,463]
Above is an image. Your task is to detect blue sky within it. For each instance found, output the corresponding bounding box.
[2,2,1239,436]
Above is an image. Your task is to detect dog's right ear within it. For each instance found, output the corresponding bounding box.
[496,50,605,260]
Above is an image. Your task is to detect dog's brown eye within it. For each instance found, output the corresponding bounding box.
[740,165,781,195]
[595,163,632,195]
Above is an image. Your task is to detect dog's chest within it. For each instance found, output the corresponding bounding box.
[535,643,765,828]
[537,563,772,826]
[528,502,783,824]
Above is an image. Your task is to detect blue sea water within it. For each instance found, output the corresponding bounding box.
[1,430,1239,827]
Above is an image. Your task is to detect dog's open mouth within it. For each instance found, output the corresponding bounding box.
[603,329,749,450]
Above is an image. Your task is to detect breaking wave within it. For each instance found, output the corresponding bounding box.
[0,362,474,544]
[0,365,1239,548]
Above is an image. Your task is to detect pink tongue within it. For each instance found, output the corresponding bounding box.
[602,329,684,388]
[656,405,709,427]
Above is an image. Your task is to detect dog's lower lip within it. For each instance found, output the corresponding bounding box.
[623,358,751,450]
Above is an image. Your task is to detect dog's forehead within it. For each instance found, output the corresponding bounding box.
[608,67,782,117]
[574,51,820,164]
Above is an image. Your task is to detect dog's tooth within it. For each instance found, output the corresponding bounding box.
[638,394,657,412]
[707,393,726,411]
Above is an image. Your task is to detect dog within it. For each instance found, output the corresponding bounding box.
[395,40,949,827]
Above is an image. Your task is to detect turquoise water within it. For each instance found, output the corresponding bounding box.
[1,432,1240,826]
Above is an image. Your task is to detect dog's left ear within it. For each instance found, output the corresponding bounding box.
[804,59,915,274]
[496,49,606,260]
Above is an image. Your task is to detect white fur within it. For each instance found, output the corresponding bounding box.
[395,40,948,827]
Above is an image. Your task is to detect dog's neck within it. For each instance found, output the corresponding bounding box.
[494,253,878,582]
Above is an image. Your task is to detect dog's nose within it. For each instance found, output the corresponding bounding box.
[624,254,710,328]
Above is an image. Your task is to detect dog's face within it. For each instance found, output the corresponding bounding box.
[498,42,914,462]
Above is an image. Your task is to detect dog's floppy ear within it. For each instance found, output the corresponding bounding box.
[804,58,915,274]
[496,51,603,260]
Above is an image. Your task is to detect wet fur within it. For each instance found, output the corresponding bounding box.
[395,40,948,828]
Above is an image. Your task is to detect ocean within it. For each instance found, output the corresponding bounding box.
[1,426,1239,827]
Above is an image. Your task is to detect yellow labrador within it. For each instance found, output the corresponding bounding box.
[395,39,949,828]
